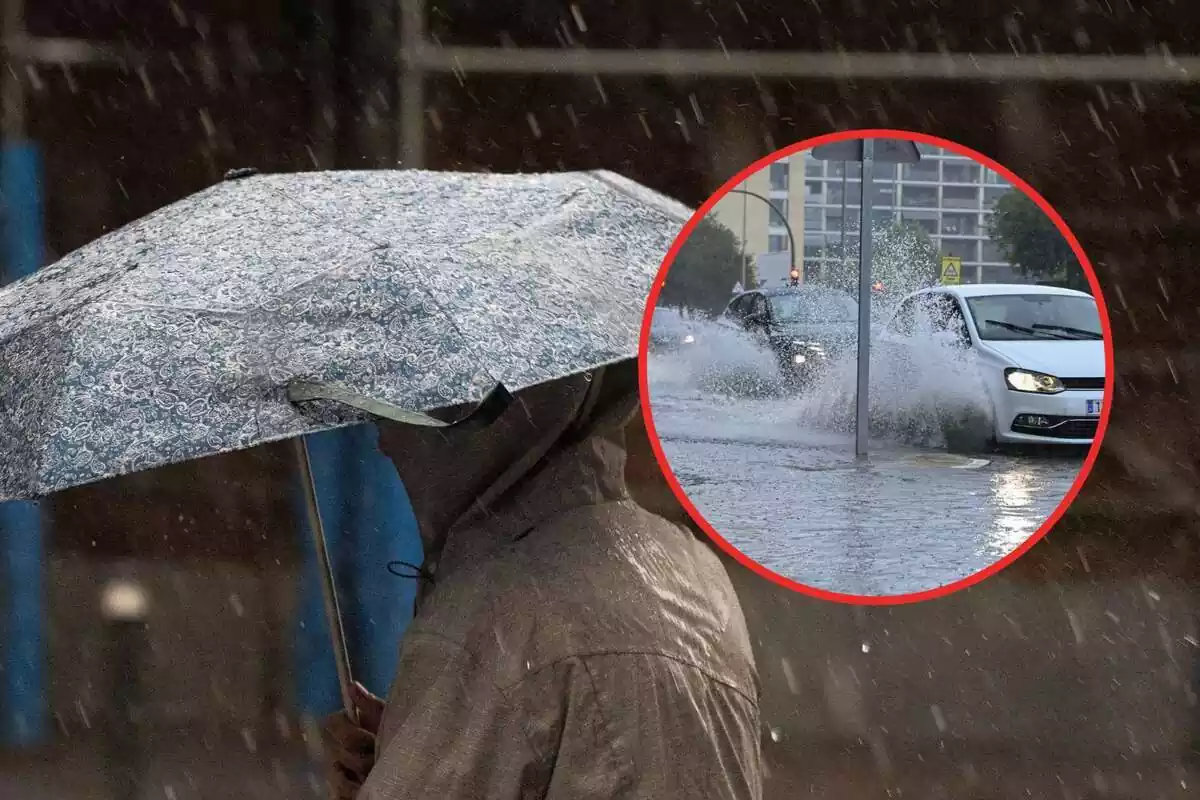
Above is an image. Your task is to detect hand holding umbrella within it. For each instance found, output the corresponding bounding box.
[324,681,385,799]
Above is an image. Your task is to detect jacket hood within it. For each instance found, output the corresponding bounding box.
[376,360,639,589]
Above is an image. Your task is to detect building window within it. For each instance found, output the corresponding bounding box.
[829,180,862,206]
[875,210,896,228]
[768,234,790,253]
[871,181,896,206]
[901,211,937,236]
[803,243,825,259]
[980,264,1023,283]
[804,208,822,230]
[805,180,823,197]
[903,161,939,182]
[943,186,979,209]
[940,213,979,236]
[871,162,897,181]
[805,159,824,177]
[942,162,981,184]
[901,185,937,208]
[981,240,1007,263]
[828,161,861,179]
[984,170,1011,186]
[941,239,979,262]
[983,186,1011,209]
[767,198,788,224]
[769,161,790,190]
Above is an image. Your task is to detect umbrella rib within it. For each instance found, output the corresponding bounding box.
[259,182,506,393]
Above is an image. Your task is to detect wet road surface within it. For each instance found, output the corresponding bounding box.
[648,356,1088,597]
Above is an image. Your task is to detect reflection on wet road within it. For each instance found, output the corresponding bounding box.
[649,362,1086,597]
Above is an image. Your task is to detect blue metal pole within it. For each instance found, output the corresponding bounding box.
[345,424,420,696]
[291,424,422,716]
[0,139,47,747]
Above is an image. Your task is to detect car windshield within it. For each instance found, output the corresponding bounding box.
[770,291,858,323]
[652,307,689,335]
[964,293,1102,341]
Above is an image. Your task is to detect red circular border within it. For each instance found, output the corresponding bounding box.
[637,128,1115,606]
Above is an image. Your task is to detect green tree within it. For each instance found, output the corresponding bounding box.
[659,217,756,316]
[989,191,1087,290]
[816,220,940,299]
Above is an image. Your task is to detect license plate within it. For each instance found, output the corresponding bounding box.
[1086,399,1103,415]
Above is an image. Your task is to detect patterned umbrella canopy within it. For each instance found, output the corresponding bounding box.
[0,168,690,501]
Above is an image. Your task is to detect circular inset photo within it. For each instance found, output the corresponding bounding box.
[640,130,1113,604]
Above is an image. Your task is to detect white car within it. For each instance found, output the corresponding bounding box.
[878,284,1106,447]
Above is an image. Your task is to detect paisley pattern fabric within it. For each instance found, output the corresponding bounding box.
[0,169,691,501]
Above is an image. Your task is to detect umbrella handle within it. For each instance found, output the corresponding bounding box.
[287,380,513,432]
[292,436,360,727]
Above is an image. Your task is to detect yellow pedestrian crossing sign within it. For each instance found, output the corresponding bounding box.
[940,256,962,284]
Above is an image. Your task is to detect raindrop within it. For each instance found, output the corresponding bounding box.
[427,108,443,133]
[861,642,871,653]
[60,63,77,94]
[199,108,217,140]
[229,593,245,617]
[569,4,587,32]
[781,657,799,693]
[136,65,156,103]
[24,64,42,92]
[930,704,947,732]
[526,112,542,139]
[674,108,692,144]
[592,76,608,104]
[1065,608,1085,645]
[637,113,652,140]
[768,726,782,742]
[164,786,177,800]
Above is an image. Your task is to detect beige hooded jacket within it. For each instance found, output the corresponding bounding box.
[359,361,762,799]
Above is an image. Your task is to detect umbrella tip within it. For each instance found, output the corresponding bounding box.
[223,167,260,181]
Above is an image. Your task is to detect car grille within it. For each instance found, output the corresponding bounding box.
[1010,415,1098,440]
[1060,377,1105,390]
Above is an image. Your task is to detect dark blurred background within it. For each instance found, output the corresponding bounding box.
[0,1,1197,798]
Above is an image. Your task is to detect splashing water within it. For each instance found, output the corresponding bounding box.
[648,304,996,453]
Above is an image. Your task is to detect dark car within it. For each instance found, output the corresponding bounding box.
[718,286,859,387]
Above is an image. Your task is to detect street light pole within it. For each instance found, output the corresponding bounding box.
[726,188,797,282]
[740,187,747,289]
[839,162,848,259]
[855,141,875,458]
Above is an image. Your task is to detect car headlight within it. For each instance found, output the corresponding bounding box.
[682,334,695,344]
[1004,368,1064,394]
[791,340,826,357]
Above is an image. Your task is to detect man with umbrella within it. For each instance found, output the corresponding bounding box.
[326,360,762,798]
[0,168,761,798]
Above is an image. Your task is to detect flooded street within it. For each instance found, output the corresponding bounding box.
[647,353,1087,596]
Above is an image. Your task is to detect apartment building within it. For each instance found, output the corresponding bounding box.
[712,142,1023,287]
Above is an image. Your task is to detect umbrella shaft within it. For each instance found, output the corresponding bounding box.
[293,436,359,725]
